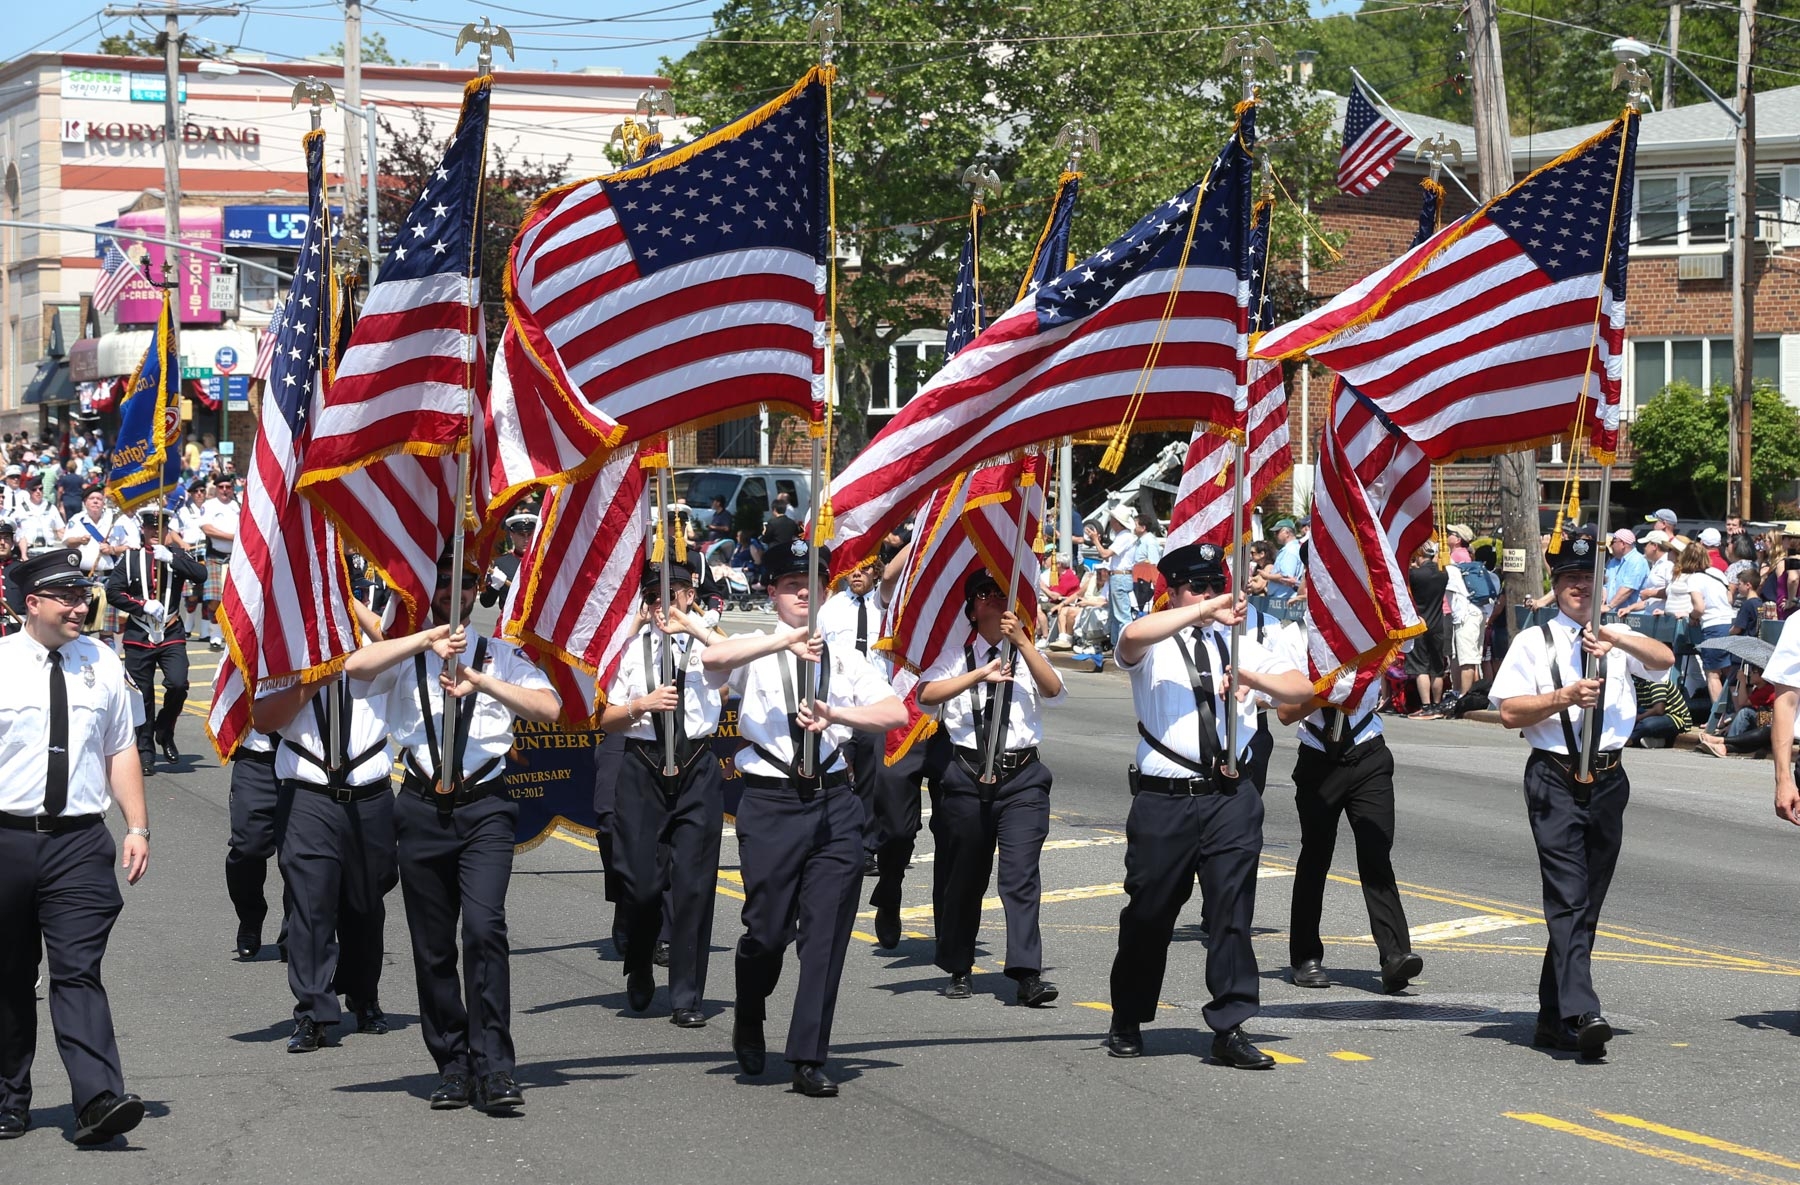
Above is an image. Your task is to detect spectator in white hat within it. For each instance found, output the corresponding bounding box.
[1602,528,1650,614]
[1625,530,1675,612]
[1699,527,1728,572]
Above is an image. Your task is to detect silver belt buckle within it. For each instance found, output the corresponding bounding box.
[331,786,356,805]
[33,814,55,833]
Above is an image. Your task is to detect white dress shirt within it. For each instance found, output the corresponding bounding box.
[1118,625,1295,774]
[0,633,137,816]
[200,497,240,555]
[920,637,1065,751]
[1269,626,1386,751]
[67,508,128,576]
[1488,612,1668,753]
[370,636,552,780]
[605,627,727,742]
[817,587,884,659]
[728,633,897,779]
[262,674,394,787]
[239,728,275,755]
[175,501,207,549]
[1766,616,1800,688]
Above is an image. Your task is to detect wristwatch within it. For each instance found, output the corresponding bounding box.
[125,826,150,839]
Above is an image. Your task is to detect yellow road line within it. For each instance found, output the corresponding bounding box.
[1328,1051,1372,1062]
[1265,1050,1306,1065]
[1593,1113,1800,1171]
[1391,914,1536,944]
[907,835,1128,866]
[1506,1113,1797,1185]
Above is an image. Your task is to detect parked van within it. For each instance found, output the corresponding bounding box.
[676,467,812,538]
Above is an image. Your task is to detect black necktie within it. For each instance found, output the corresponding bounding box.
[854,595,868,656]
[46,649,69,817]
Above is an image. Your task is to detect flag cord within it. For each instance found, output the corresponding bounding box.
[812,63,841,542]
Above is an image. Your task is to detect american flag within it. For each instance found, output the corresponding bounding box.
[1018,172,1081,302]
[944,205,985,358]
[827,107,1258,576]
[877,455,1043,761]
[1297,184,1443,709]
[253,307,285,382]
[501,444,648,726]
[1337,82,1412,196]
[1166,196,1291,551]
[208,130,359,760]
[93,237,136,314]
[297,77,493,634]
[506,69,831,444]
[1259,113,1638,463]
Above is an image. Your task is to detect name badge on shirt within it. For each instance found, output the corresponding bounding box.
[82,662,95,688]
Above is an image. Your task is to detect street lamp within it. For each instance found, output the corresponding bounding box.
[196,58,380,285]
[1608,38,1742,126]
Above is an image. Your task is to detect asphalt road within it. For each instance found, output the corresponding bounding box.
[12,632,1800,1185]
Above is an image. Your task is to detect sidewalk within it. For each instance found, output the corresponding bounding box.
[1451,708,1721,755]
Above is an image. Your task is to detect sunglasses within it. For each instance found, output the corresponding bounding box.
[32,587,91,606]
[970,587,1007,602]
[1171,579,1225,596]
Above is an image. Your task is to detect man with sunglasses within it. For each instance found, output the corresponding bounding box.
[345,555,560,1111]
[0,549,151,1145]
[703,538,907,1097]
[1103,542,1315,1067]
[918,568,1064,1006]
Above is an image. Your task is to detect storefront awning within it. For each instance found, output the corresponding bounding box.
[93,326,262,379]
[22,358,74,406]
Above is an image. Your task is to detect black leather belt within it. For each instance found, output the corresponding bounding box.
[1299,735,1386,767]
[954,745,1039,776]
[402,771,507,808]
[624,736,712,782]
[281,778,391,805]
[1531,748,1621,776]
[0,811,104,834]
[1135,772,1231,797]
[740,768,851,792]
[235,748,277,766]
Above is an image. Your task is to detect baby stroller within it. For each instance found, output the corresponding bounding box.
[707,538,764,612]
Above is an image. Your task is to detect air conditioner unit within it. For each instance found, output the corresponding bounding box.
[1757,214,1784,250]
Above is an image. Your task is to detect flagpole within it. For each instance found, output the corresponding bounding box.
[439,23,509,796]
[1351,66,1480,207]
[981,455,1036,783]
[1221,35,1273,780]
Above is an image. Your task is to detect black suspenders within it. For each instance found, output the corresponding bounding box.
[412,634,495,793]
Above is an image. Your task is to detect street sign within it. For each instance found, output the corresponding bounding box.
[214,345,239,375]
[208,271,238,314]
[181,366,214,380]
[208,374,251,411]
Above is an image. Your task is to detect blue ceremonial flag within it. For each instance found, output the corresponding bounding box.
[107,291,181,512]
[945,205,985,358]
[1018,172,1081,302]
[1416,179,1446,247]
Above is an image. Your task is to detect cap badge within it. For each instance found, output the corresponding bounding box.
[1572,538,1591,557]
[790,540,808,557]
[1198,544,1219,562]
[65,552,79,569]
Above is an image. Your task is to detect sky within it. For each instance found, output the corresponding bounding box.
[5,0,1363,79]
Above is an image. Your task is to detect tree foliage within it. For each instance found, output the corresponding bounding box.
[370,109,572,348]
[659,0,1340,452]
[98,32,161,57]
[325,32,406,66]
[1629,381,1800,517]
[1309,0,1796,137]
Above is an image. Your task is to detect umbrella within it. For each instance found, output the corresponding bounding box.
[1697,634,1775,669]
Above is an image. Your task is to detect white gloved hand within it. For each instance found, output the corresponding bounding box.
[487,568,507,591]
[144,601,168,624]
[152,545,174,563]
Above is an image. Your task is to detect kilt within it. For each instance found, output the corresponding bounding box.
[204,553,229,602]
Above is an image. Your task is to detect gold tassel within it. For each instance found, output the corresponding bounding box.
[649,515,665,564]
[1099,427,1129,473]
[1566,483,1581,531]
[814,490,834,545]
[672,522,686,564]
[1547,513,1564,554]
[809,418,827,439]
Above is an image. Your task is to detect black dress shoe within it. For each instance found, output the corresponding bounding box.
[72,1092,145,1144]
[626,967,655,1013]
[430,1071,473,1110]
[651,940,671,968]
[1291,958,1331,989]
[732,1016,766,1075]
[0,1107,28,1139]
[287,1017,327,1053]
[158,736,180,763]
[1015,975,1059,1007]
[235,930,262,961]
[477,1071,524,1110]
[943,973,972,1000]
[1380,951,1425,994]
[861,852,879,878]
[347,997,388,1035]
[671,1008,707,1028]
[1575,1012,1613,1055]
[1210,1026,1276,1070]
[874,901,901,950]
[1103,1019,1143,1059]
[791,1063,839,1097]
[140,754,156,777]
[1532,1016,1565,1048]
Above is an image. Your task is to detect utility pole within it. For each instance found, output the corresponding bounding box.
[1664,2,1681,110]
[1732,0,1757,518]
[342,0,364,238]
[1465,0,1542,605]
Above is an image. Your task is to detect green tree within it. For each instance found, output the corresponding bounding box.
[98,32,161,57]
[326,32,406,66]
[1308,0,1795,136]
[659,0,1339,453]
[369,109,571,349]
[1628,380,1800,517]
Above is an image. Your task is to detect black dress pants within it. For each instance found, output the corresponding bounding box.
[394,791,517,1077]
[122,641,188,752]
[931,758,1052,978]
[225,755,293,945]
[1111,774,1263,1033]
[278,784,397,1024]
[614,750,724,1013]
[1523,752,1629,1022]
[592,731,627,907]
[733,781,864,1065]
[0,822,126,1114]
[861,734,937,911]
[1288,741,1412,967]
